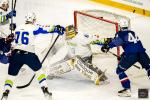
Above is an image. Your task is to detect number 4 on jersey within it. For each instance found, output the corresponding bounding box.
[128,32,139,43]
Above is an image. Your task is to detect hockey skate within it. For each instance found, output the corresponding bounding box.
[95,69,108,85]
[41,86,52,99]
[97,69,108,81]
[118,89,131,97]
[1,90,9,100]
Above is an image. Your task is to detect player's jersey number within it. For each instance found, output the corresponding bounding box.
[128,32,139,43]
[15,31,29,45]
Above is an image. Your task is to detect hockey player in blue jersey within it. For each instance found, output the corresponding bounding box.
[0,0,16,64]
[1,12,65,100]
[101,19,150,97]
[0,34,14,64]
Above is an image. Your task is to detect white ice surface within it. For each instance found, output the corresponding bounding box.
[0,55,149,100]
[0,0,150,100]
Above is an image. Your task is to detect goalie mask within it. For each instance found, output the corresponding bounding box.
[25,12,36,23]
[65,25,77,39]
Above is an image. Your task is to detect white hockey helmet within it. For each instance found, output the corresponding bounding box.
[0,0,9,7]
[119,18,129,29]
[0,0,9,11]
[0,0,9,5]
[25,12,36,23]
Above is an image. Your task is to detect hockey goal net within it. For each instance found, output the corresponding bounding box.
[74,10,130,56]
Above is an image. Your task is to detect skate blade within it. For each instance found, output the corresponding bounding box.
[45,95,52,100]
[1,96,8,100]
[118,93,131,97]
[44,94,52,100]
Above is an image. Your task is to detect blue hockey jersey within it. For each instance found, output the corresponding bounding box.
[108,30,145,54]
[0,38,11,64]
[0,38,11,53]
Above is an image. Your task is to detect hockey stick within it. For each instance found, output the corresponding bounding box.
[108,51,141,69]
[10,0,17,34]
[10,0,13,34]
[16,35,60,89]
[13,0,17,9]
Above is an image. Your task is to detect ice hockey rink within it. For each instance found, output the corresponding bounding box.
[0,0,150,100]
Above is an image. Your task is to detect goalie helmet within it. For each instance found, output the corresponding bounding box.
[25,12,36,23]
[119,19,129,29]
[65,25,77,39]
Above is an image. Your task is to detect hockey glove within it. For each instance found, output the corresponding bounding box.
[9,23,16,31]
[54,25,65,35]
[6,33,14,44]
[101,44,110,53]
[6,10,16,19]
[104,38,113,45]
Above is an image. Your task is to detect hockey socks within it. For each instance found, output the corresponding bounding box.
[37,73,52,97]
[1,79,13,100]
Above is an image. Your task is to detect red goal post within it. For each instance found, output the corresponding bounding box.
[74,10,130,57]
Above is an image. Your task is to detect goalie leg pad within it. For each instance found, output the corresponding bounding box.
[74,56,108,85]
[74,56,99,82]
[47,59,75,78]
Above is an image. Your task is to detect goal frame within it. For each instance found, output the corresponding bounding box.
[74,10,120,57]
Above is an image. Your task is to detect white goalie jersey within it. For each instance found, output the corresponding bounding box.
[44,31,107,85]
[67,32,92,58]
[67,31,103,58]
[45,31,104,69]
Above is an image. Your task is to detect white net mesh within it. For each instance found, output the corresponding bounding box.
[74,9,130,38]
[74,10,130,55]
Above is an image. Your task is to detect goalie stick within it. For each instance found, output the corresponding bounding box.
[108,51,141,69]
[16,35,60,89]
